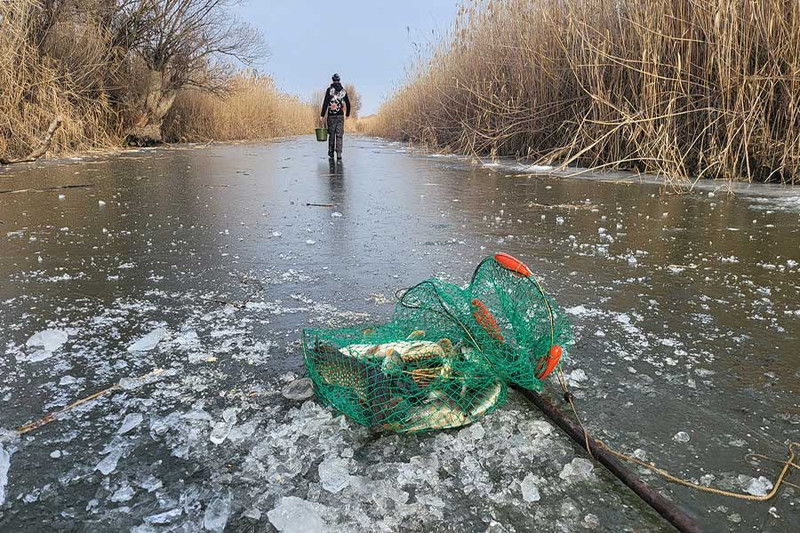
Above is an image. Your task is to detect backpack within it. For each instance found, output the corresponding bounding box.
[328,87,347,114]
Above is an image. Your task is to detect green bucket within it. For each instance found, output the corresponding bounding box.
[315,128,328,142]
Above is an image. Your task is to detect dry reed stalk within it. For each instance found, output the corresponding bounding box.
[366,0,800,185]
[163,72,316,142]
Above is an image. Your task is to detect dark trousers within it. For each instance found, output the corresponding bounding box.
[327,115,344,157]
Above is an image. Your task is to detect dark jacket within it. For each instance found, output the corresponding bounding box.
[321,83,351,117]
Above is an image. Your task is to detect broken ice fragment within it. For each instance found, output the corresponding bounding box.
[520,474,541,502]
[318,457,350,493]
[267,496,326,533]
[110,484,135,503]
[559,458,594,481]
[744,476,773,497]
[203,494,232,532]
[26,329,69,361]
[117,413,144,435]
[95,447,124,475]
[127,328,167,352]
[673,431,690,443]
[0,444,10,506]
[209,409,237,445]
[281,378,314,401]
[145,508,182,524]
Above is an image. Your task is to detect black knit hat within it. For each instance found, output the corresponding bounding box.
[332,73,341,82]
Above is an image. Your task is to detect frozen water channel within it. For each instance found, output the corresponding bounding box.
[1,137,799,531]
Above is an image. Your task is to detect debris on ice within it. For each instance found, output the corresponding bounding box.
[520,473,541,502]
[0,444,10,506]
[673,431,691,443]
[281,378,314,401]
[743,475,773,497]
[117,413,144,435]
[267,496,327,533]
[203,494,232,532]
[95,446,124,475]
[127,327,167,352]
[559,458,594,481]
[25,329,69,361]
[318,457,351,493]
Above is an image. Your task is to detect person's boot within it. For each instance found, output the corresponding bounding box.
[336,152,342,161]
[328,151,334,159]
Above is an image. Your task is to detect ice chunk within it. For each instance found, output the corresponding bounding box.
[673,431,690,443]
[0,444,10,506]
[282,378,314,401]
[203,494,232,532]
[744,476,773,497]
[127,328,167,352]
[559,458,594,481]
[118,413,144,435]
[145,508,182,524]
[26,329,69,361]
[267,496,326,533]
[95,447,124,475]
[111,484,135,503]
[520,474,541,502]
[50,450,62,459]
[209,409,237,445]
[318,457,350,493]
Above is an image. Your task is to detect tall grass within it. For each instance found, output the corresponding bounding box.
[369,0,800,184]
[0,0,120,159]
[163,73,316,142]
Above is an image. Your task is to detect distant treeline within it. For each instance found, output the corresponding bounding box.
[368,0,800,184]
[0,0,314,160]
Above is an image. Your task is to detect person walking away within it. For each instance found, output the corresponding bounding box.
[320,73,351,160]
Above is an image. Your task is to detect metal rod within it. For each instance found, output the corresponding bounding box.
[512,385,704,533]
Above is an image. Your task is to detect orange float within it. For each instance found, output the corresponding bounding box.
[494,252,532,277]
[471,298,505,342]
[535,344,563,380]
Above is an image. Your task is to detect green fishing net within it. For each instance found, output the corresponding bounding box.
[302,253,572,433]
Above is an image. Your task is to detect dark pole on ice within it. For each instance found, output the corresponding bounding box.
[512,385,704,533]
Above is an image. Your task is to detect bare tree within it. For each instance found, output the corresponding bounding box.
[113,0,265,144]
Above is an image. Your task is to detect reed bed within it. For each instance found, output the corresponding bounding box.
[163,73,316,142]
[0,1,121,160]
[368,0,800,184]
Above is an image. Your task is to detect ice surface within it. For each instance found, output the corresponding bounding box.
[203,494,232,532]
[281,378,314,401]
[520,474,541,502]
[95,447,124,476]
[559,458,594,481]
[25,329,68,361]
[318,457,351,493]
[127,327,167,352]
[267,496,327,533]
[117,413,144,435]
[0,444,10,506]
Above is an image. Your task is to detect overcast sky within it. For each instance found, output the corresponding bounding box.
[237,0,461,115]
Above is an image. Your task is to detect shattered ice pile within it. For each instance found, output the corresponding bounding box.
[127,327,167,352]
[267,496,327,533]
[25,329,69,361]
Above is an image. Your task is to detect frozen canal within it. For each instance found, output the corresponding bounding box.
[1,136,799,532]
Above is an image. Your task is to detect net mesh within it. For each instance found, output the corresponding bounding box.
[302,254,572,433]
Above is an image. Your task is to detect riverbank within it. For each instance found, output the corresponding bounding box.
[367,0,800,185]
